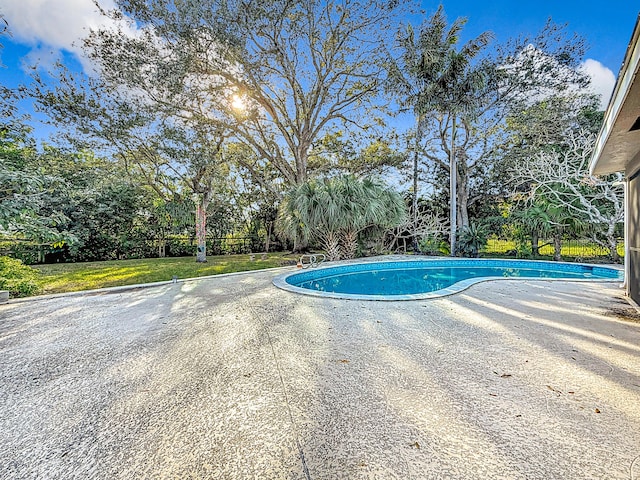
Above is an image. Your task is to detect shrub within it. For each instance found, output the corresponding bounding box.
[277,176,406,260]
[418,235,449,256]
[457,223,488,258]
[0,256,41,297]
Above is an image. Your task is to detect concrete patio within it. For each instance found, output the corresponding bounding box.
[1,266,639,479]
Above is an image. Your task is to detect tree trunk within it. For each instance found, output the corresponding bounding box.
[607,235,620,263]
[456,169,470,230]
[322,231,341,261]
[341,229,358,259]
[412,119,421,252]
[553,234,562,262]
[531,231,539,256]
[265,222,272,253]
[449,118,457,256]
[195,196,208,263]
[603,222,621,263]
[292,236,308,253]
[291,170,309,253]
[296,142,310,185]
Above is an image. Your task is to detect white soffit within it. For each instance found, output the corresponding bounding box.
[590,13,640,176]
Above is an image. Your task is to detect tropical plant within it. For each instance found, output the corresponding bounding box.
[277,176,406,260]
[513,205,552,256]
[388,5,494,255]
[545,203,588,262]
[457,223,488,257]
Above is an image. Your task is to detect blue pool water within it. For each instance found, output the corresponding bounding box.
[274,259,623,300]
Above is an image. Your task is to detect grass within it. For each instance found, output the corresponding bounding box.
[483,239,624,259]
[19,241,622,298]
[33,252,298,295]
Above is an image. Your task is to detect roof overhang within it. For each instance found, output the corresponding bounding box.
[590,13,640,177]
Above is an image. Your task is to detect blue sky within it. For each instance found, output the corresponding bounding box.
[0,0,638,138]
[436,1,638,72]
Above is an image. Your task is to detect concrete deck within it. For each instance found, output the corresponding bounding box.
[1,267,639,479]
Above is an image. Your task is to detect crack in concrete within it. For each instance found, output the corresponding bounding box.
[241,291,312,480]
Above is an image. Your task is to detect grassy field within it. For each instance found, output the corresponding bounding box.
[483,239,624,259]
[34,253,298,295]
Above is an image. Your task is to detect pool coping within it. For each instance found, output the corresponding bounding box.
[272,257,624,301]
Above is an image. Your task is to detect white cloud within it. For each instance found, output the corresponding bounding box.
[580,58,616,109]
[21,46,62,72]
[0,0,135,70]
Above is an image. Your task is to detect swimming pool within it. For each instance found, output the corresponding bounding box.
[272,258,623,300]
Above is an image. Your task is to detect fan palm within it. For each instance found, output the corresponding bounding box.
[277,176,406,260]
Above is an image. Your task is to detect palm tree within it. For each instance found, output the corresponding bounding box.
[389,6,493,256]
[545,202,591,262]
[512,200,587,261]
[277,176,406,260]
[515,205,552,256]
[277,180,342,260]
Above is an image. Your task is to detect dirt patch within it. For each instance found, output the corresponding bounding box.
[605,303,640,324]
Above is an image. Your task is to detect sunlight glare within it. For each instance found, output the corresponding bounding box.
[231,94,245,111]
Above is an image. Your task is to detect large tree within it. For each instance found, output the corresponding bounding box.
[33,76,231,261]
[388,7,589,255]
[83,0,410,187]
[30,19,235,261]
[31,0,410,258]
[388,5,492,254]
[514,128,623,262]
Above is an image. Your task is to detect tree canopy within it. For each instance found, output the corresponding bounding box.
[387,6,593,254]
[3,3,624,263]
[67,0,411,188]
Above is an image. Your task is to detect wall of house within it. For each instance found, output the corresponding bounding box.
[629,171,640,303]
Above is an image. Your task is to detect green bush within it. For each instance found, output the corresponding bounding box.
[418,235,449,256]
[457,223,488,258]
[0,256,41,297]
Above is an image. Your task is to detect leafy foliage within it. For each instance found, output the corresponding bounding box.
[25,147,151,262]
[0,116,72,243]
[0,256,41,297]
[277,176,406,260]
[457,223,489,257]
[418,235,449,256]
[389,5,494,119]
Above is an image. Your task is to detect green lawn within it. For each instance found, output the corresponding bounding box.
[483,239,624,259]
[34,253,298,295]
